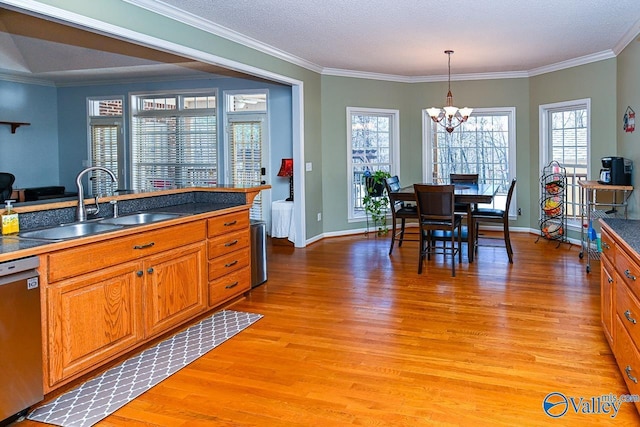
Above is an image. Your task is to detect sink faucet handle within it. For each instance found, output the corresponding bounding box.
[86,196,101,217]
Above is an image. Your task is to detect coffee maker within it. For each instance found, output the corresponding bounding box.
[599,157,632,185]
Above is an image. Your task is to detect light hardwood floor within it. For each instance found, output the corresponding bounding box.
[22,232,640,426]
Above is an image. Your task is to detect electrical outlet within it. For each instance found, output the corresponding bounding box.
[518,208,522,215]
[317,212,322,221]
[306,162,313,172]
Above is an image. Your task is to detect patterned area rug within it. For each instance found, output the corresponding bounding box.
[28,310,262,427]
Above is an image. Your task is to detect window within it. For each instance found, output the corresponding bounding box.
[87,97,124,195]
[539,99,590,223]
[224,90,269,221]
[347,107,400,220]
[131,91,217,191]
[424,107,516,215]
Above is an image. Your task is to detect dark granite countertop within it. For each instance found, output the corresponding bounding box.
[601,218,640,255]
[0,201,247,261]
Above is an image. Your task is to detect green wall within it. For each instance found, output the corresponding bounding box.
[22,1,640,242]
[320,76,531,233]
[617,39,640,217]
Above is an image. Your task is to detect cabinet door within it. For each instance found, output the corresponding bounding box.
[601,255,615,347]
[143,242,207,338]
[48,262,142,386]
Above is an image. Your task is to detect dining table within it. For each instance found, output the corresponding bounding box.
[395,183,498,263]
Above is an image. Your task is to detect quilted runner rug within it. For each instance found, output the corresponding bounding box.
[28,310,262,427]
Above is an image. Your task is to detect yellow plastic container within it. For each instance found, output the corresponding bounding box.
[1,200,19,235]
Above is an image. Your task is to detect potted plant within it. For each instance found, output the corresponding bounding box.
[363,170,391,235]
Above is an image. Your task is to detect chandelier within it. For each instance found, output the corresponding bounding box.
[426,50,473,133]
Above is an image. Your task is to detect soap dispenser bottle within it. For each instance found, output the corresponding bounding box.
[1,200,19,235]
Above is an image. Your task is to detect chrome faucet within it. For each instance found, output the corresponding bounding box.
[75,166,117,222]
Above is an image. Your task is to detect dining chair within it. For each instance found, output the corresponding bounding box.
[450,173,479,215]
[384,176,419,254]
[472,178,517,263]
[414,184,462,277]
[0,172,15,201]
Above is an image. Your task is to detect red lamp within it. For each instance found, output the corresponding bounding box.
[277,158,294,201]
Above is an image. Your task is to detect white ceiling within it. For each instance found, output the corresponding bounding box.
[137,0,640,78]
[2,1,640,83]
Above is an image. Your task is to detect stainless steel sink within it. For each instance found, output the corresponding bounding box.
[98,212,181,226]
[19,222,124,240]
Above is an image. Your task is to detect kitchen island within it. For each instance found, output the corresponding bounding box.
[1,185,268,395]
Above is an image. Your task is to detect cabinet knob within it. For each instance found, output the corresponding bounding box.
[147,267,154,274]
[625,310,637,325]
[136,270,144,277]
[608,276,613,284]
[626,366,638,384]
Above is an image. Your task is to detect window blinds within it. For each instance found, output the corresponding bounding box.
[90,123,119,195]
[229,120,262,219]
[132,113,217,190]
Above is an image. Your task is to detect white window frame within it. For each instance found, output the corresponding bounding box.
[347,107,400,222]
[86,96,125,195]
[129,89,218,191]
[539,98,591,228]
[423,107,517,217]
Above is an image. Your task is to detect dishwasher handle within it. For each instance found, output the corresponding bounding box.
[0,269,39,287]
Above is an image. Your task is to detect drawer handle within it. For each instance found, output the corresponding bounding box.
[626,366,638,383]
[602,242,611,250]
[225,281,239,289]
[224,240,239,247]
[625,310,637,324]
[625,270,637,281]
[224,220,238,227]
[224,260,239,268]
[133,242,155,250]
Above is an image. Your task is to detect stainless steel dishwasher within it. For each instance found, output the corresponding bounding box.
[0,256,43,423]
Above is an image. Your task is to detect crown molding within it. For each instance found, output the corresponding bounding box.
[527,50,616,77]
[613,16,640,55]
[0,71,54,86]
[123,0,324,74]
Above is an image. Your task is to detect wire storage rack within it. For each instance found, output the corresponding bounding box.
[536,161,568,247]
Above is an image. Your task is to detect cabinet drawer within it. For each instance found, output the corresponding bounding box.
[208,247,250,281]
[617,281,640,348]
[208,229,250,259]
[48,221,206,282]
[207,211,249,237]
[614,317,640,413]
[617,248,640,300]
[600,227,616,264]
[209,266,250,306]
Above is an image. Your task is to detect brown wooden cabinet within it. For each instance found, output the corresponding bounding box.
[207,211,251,307]
[47,262,142,384]
[600,227,615,347]
[45,221,207,388]
[600,222,640,413]
[143,242,206,338]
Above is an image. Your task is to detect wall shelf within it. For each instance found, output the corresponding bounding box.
[0,121,30,133]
